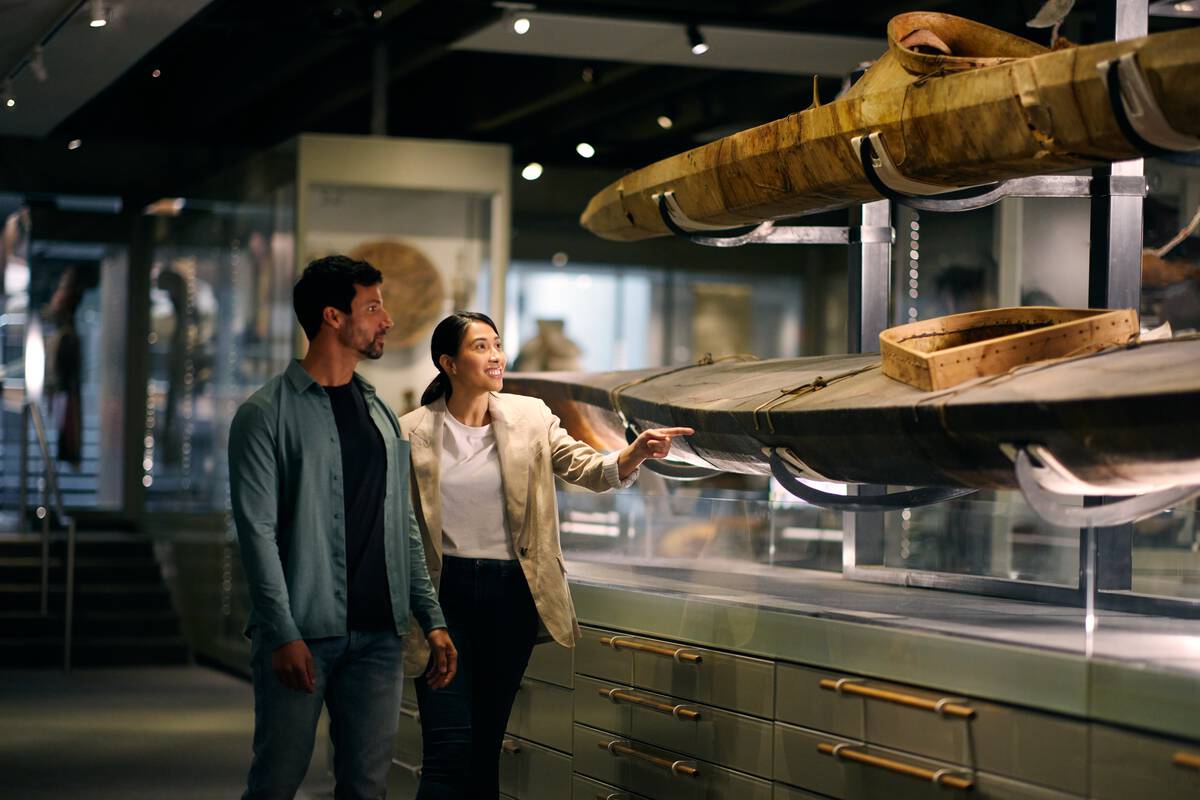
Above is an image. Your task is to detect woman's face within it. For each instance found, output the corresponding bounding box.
[444,320,505,394]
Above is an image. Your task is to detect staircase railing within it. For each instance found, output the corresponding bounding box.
[25,401,78,671]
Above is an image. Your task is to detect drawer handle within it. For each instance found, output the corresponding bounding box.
[600,687,702,721]
[398,706,420,721]
[598,738,699,777]
[817,742,973,790]
[390,757,422,778]
[1175,751,1200,771]
[819,677,975,719]
[601,635,703,664]
[501,738,521,754]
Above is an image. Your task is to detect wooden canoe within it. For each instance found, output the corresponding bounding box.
[503,337,1200,492]
[581,12,1200,241]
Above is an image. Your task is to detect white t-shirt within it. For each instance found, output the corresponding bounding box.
[439,412,515,560]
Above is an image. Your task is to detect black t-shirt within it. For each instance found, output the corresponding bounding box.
[325,380,393,631]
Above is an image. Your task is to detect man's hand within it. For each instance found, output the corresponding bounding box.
[618,427,696,480]
[272,639,316,693]
[424,628,458,690]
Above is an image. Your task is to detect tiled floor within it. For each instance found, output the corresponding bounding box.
[0,666,333,799]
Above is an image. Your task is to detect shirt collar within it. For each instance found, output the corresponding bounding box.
[284,359,376,398]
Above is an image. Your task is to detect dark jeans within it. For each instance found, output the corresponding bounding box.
[243,630,405,800]
[415,555,540,799]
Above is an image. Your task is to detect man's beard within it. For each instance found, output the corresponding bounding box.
[360,339,384,359]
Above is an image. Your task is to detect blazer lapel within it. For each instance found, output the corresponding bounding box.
[410,400,444,565]
[489,393,529,548]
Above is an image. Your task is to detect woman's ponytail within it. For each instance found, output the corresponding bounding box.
[420,371,450,405]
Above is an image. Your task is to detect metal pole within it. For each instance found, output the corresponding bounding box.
[1085,0,1146,597]
[64,518,75,672]
[39,453,49,616]
[844,200,892,571]
[18,402,28,532]
[371,39,388,136]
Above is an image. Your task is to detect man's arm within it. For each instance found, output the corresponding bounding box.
[405,490,455,688]
[229,402,313,691]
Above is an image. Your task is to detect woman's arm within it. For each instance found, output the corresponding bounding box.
[543,401,693,489]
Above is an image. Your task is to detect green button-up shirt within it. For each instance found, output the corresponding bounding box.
[229,360,445,651]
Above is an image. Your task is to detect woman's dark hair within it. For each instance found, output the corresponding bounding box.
[421,311,500,405]
[293,255,383,341]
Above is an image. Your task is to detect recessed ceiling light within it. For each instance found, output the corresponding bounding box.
[151,68,162,78]
[68,139,82,150]
[1175,2,1195,11]
[521,162,543,181]
[372,8,383,19]
[657,115,674,130]
[575,142,595,159]
[89,0,108,27]
[5,98,15,109]
[513,16,531,34]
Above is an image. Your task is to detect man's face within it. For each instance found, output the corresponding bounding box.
[335,283,392,359]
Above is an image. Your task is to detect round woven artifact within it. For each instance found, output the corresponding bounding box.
[349,240,444,346]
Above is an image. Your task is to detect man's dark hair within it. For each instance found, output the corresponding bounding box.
[292,255,383,341]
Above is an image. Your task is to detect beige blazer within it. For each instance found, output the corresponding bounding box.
[399,392,622,674]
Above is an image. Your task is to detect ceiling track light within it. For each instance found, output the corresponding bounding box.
[2,82,14,109]
[687,23,709,55]
[89,0,109,28]
[30,46,48,82]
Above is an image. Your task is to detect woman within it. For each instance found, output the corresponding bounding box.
[400,312,691,798]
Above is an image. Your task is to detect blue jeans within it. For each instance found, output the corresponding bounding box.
[415,556,540,799]
[243,629,405,800]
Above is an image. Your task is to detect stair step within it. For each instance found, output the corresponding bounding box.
[0,636,191,667]
[0,610,182,637]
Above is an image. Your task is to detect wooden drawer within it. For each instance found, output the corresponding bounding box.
[628,635,775,719]
[575,675,773,778]
[574,723,773,800]
[507,676,574,753]
[577,626,635,683]
[774,722,1082,800]
[499,735,573,799]
[573,773,652,800]
[1090,723,1200,800]
[527,640,574,688]
[775,662,1087,795]
[773,783,832,800]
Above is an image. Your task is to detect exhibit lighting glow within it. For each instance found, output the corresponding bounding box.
[89,0,108,27]
[30,47,48,82]
[151,68,161,78]
[372,8,383,19]
[1175,2,1195,11]
[687,24,709,55]
[68,139,82,150]
[513,16,531,34]
[24,315,44,402]
[521,162,543,180]
[657,115,673,129]
[575,142,595,158]
[4,98,13,109]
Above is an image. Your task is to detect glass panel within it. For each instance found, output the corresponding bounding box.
[882,491,1079,587]
[304,184,492,414]
[0,198,128,512]
[1131,502,1200,601]
[143,189,296,511]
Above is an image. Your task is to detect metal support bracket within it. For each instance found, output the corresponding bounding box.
[1099,52,1200,166]
[654,191,890,247]
[854,131,1148,213]
[1014,448,1200,527]
[770,449,976,511]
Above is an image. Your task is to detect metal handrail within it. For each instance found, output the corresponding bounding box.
[26,400,78,671]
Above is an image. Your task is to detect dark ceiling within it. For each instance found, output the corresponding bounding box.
[5,0,1196,199]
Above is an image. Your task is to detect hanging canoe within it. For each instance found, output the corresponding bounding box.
[502,336,1200,492]
[580,12,1200,241]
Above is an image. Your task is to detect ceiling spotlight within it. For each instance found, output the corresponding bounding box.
[1175,2,1195,11]
[68,139,82,150]
[521,162,543,181]
[2,84,14,109]
[513,16,531,34]
[581,66,594,83]
[687,24,708,55]
[372,8,383,19]
[575,142,595,159]
[656,115,674,129]
[151,68,161,78]
[30,46,48,82]
[89,0,108,27]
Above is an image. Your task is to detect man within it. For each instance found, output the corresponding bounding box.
[230,255,456,800]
